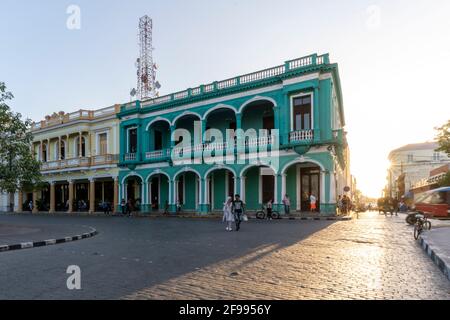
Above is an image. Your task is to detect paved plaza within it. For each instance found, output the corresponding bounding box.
[0,212,449,300]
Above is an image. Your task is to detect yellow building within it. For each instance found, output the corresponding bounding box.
[18,105,121,213]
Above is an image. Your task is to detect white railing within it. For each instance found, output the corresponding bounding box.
[203,84,215,93]
[289,130,314,142]
[125,153,136,161]
[40,156,111,171]
[93,106,116,117]
[240,65,285,84]
[288,56,314,70]
[145,149,170,160]
[191,87,201,96]
[217,78,237,90]
[173,91,189,100]
[245,135,274,147]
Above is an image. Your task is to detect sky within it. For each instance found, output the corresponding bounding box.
[1,0,450,198]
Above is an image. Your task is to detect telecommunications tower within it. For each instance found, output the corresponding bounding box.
[136,15,160,100]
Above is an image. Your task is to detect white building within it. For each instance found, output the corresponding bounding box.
[387,142,450,197]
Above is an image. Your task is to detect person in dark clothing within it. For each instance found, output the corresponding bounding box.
[120,199,126,216]
[232,194,245,231]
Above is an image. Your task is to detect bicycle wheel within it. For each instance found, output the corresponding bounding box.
[414,225,421,240]
[271,211,280,219]
[405,214,416,225]
[255,211,265,219]
[423,220,431,231]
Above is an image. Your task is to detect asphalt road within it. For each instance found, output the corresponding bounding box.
[0,212,449,300]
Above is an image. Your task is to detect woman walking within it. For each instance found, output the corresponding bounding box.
[223,196,234,231]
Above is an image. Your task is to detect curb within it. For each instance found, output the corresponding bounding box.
[419,233,450,281]
[0,227,98,253]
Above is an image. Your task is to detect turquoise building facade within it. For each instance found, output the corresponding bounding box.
[117,53,350,215]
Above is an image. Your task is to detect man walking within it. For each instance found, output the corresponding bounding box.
[232,194,245,232]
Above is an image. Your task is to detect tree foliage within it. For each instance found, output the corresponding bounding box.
[435,120,450,155]
[0,82,42,194]
[438,171,450,187]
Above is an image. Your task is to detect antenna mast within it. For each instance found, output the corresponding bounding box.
[136,15,159,100]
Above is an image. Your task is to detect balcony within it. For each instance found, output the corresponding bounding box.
[119,128,349,166]
[289,130,314,144]
[40,155,118,172]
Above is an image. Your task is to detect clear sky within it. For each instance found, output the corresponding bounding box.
[1,0,450,198]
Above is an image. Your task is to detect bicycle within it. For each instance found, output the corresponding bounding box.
[256,205,280,220]
[413,213,431,240]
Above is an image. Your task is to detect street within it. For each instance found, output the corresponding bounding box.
[0,212,449,300]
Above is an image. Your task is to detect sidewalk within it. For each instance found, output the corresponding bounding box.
[420,227,450,281]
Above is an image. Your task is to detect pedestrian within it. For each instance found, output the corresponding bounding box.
[103,201,110,215]
[164,200,169,215]
[337,195,343,215]
[310,193,317,212]
[120,199,126,216]
[28,200,33,212]
[126,199,133,217]
[223,196,234,231]
[232,194,245,232]
[266,199,273,220]
[282,194,291,215]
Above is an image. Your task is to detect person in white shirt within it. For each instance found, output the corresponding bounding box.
[310,194,317,212]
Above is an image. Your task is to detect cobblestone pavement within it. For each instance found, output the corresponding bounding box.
[0,212,449,300]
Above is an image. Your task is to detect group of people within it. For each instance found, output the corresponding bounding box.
[222,194,246,231]
[120,198,141,217]
[337,195,352,214]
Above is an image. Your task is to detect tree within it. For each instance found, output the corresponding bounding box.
[438,171,450,187]
[0,82,42,211]
[435,120,450,155]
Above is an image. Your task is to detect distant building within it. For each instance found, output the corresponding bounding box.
[410,164,450,196]
[386,142,450,198]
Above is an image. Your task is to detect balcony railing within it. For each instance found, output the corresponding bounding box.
[289,130,314,143]
[125,153,137,161]
[145,149,171,161]
[123,53,329,111]
[31,105,120,131]
[40,155,118,171]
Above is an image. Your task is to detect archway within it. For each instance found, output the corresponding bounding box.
[147,173,170,212]
[122,175,144,211]
[205,167,236,211]
[240,165,276,211]
[173,169,201,212]
[147,119,171,154]
[281,161,324,212]
[204,108,237,145]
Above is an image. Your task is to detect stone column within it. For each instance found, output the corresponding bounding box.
[58,137,62,160]
[240,176,246,202]
[79,132,82,157]
[113,177,119,213]
[68,180,74,213]
[32,190,39,213]
[17,191,23,213]
[89,178,95,213]
[49,181,56,213]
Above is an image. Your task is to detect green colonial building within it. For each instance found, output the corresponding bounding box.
[118,53,351,215]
